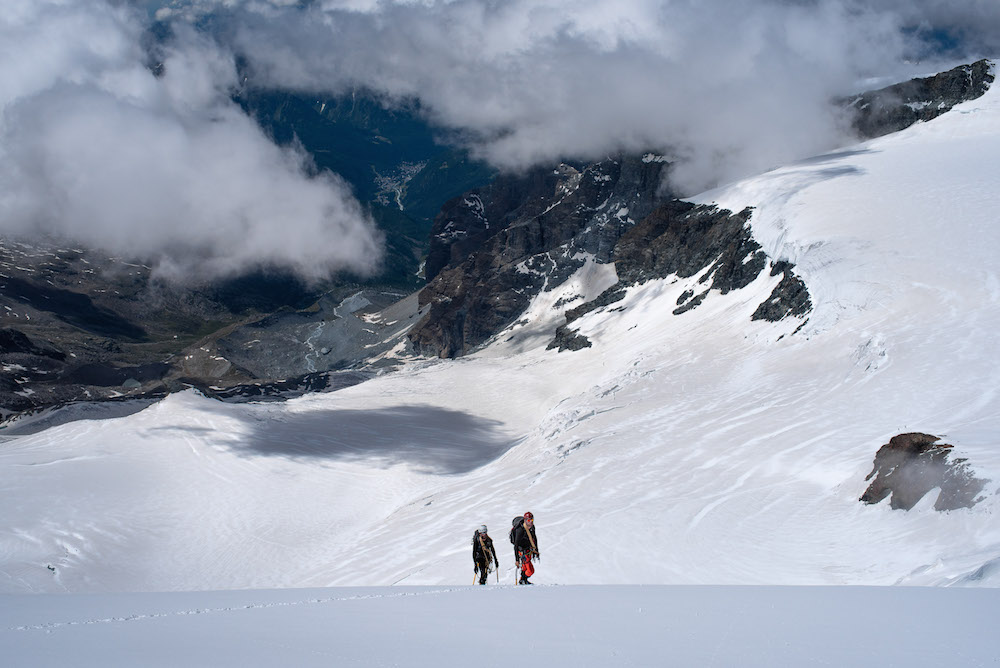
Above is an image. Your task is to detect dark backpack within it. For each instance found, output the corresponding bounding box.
[472,530,485,556]
[509,516,524,545]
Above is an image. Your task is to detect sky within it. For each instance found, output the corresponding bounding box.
[1,0,999,281]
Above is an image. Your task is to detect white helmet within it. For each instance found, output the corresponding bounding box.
[479,525,488,534]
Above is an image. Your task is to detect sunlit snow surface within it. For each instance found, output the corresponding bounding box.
[3,73,1000,665]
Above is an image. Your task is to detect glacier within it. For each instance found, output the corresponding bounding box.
[3,65,1000,666]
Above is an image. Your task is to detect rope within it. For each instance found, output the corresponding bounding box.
[524,524,537,555]
[476,533,496,580]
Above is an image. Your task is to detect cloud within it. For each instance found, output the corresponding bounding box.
[209,0,999,193]
[0,0,383,283]
[3,0,998,286]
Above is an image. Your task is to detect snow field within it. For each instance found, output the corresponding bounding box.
[2,585,998,667]
[1,67,1000,598]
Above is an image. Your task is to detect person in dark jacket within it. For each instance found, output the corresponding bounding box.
[512,511,539,584]
[472,525,499,585]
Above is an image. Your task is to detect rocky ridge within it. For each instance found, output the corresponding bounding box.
[847,59,995,139]
[409,155,669,357]
[406,61,995,360]
[548,202,811,352]
[409,163,813,359]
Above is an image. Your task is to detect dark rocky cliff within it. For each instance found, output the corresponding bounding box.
[407,60,996,360]
[410,155,670,357]
[847,59,995,139]
[409,163,813,358]
[548,202,811,352]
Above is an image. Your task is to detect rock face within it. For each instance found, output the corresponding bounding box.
[847,59,995,139]
[613,201,766,291]
[750,261,812,322]
[200,369,373,403]
[410,61,997,360]
[0,328,65,360]
[412,169,813,358]
[860,433,989,511]
[550,202,811,351]
[410,155,670,357]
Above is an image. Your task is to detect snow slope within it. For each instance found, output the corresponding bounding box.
[2,71,1000,600]
[3,585,998,667]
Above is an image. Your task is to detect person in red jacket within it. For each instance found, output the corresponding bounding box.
[511,511,539,584]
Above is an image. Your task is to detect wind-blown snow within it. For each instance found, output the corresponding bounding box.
[2,60,1000,666]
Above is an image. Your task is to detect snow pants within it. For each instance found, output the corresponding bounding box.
[475,559,491,585]
[517,550,535,582]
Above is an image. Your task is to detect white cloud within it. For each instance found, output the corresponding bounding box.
[0,0,383,283]
[3,0,998,283]
[211,0,999,193]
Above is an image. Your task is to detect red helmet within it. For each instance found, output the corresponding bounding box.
[523,511,534,520]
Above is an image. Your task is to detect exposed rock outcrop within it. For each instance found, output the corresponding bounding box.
[412,172,815,358]
[413,62,995,359]
[751,261,812,322]
[860,433,989,511]
[410,155,670,357]
[612,202,765,290]
[545,202,811,350]
[847,59,995,139]
[198,369,373,403]
[0,328,66,360]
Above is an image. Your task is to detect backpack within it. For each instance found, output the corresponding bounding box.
[509,516,524,545]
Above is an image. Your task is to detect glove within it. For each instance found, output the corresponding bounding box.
[495,560,500,568]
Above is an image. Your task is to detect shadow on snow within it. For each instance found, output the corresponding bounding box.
[217,404,517,475]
